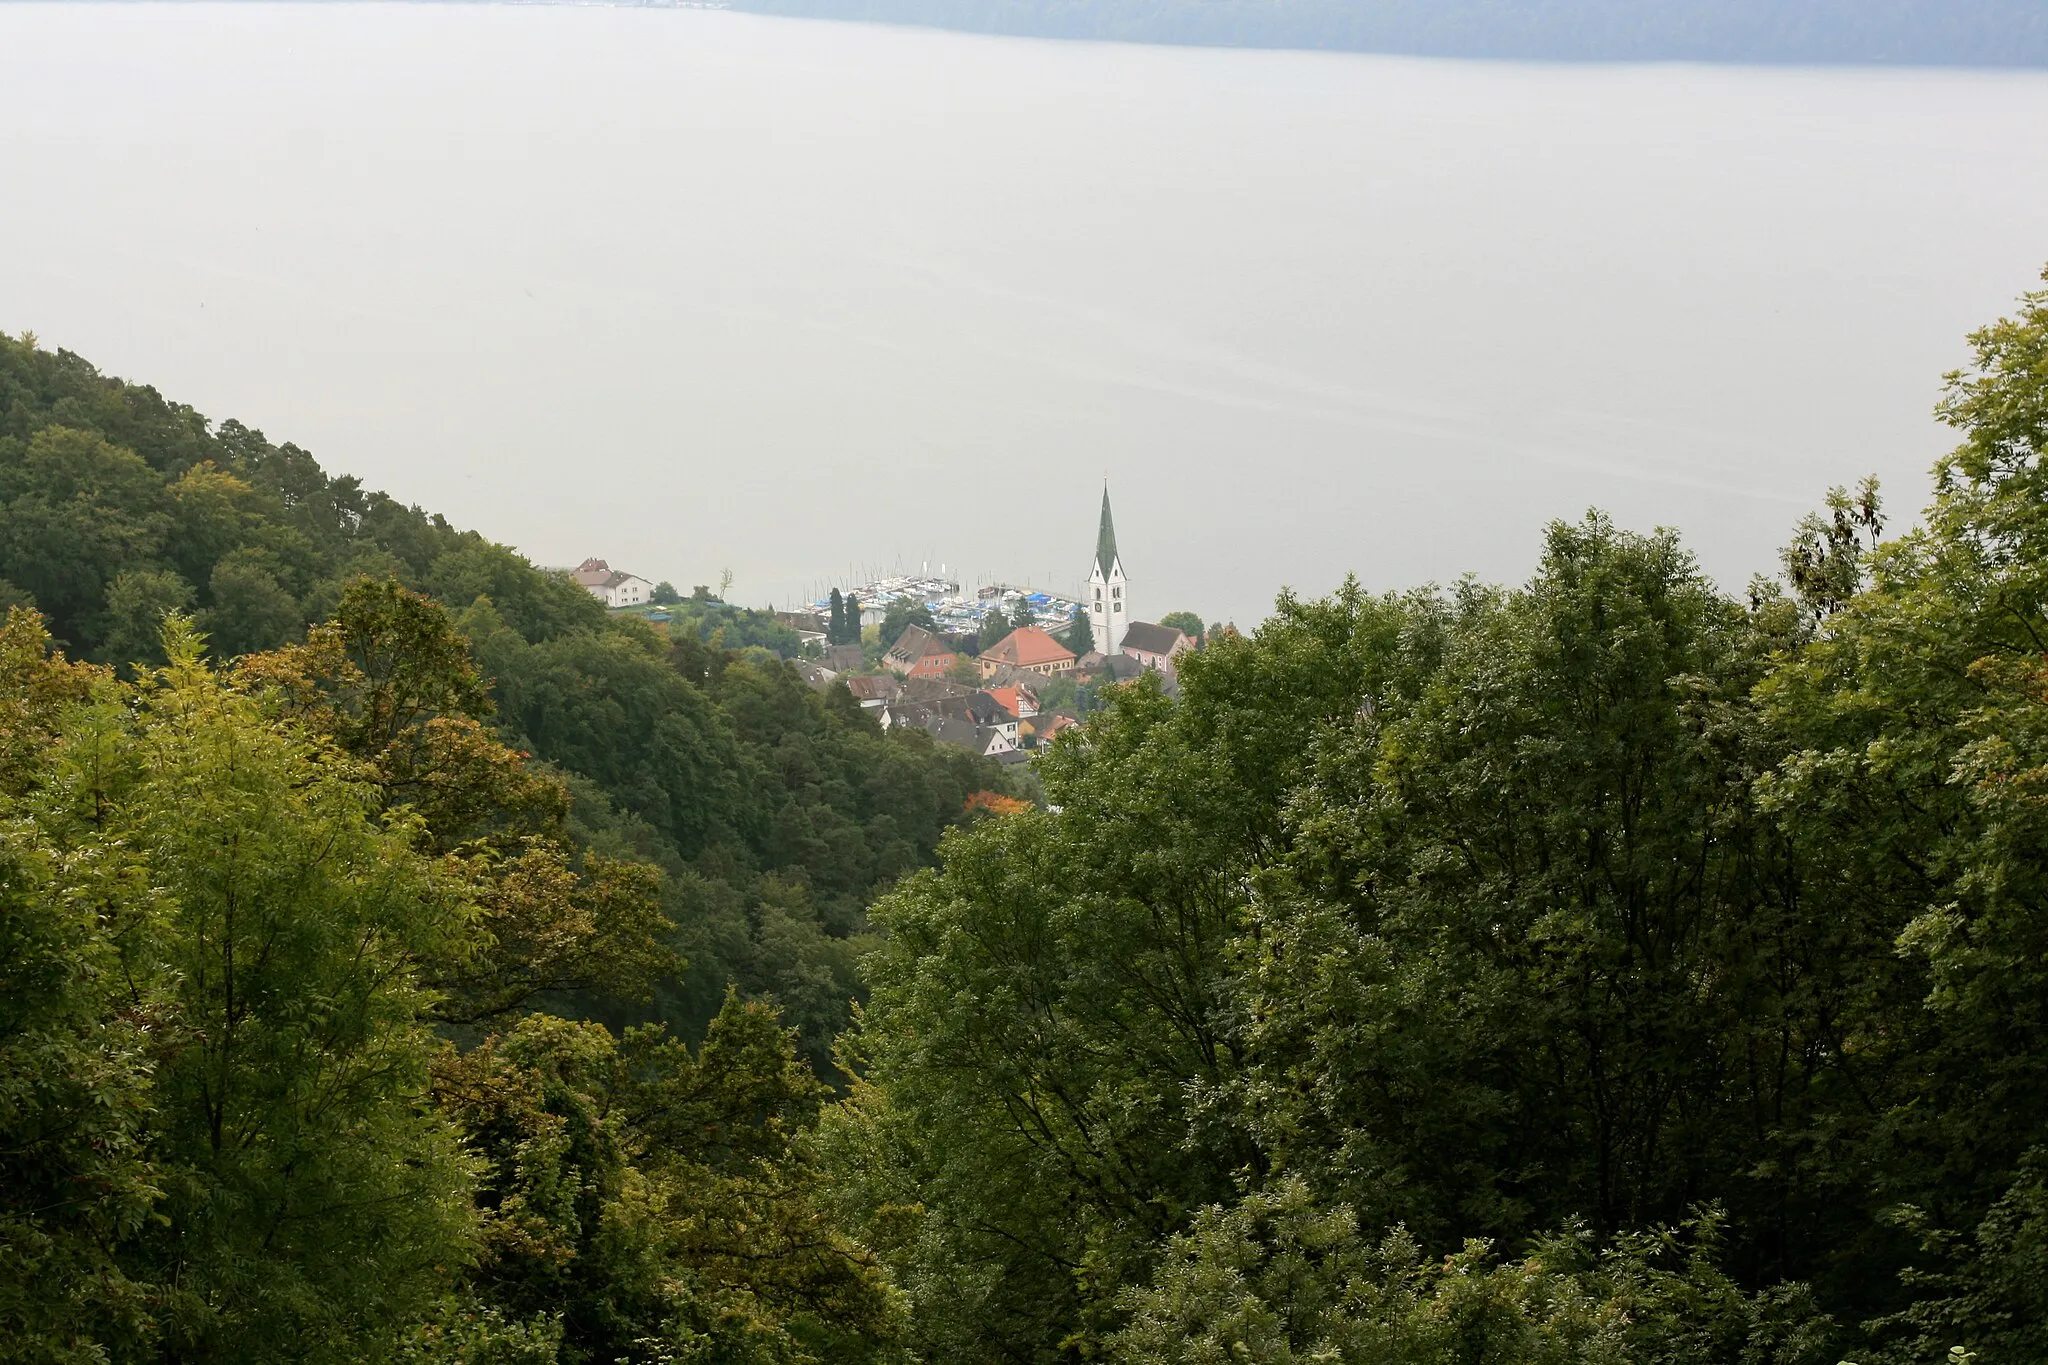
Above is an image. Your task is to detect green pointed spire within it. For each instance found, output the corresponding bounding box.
[1095,485,1119,579]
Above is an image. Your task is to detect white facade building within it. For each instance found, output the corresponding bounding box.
[1087,486,1130,657]
[570,558,655,609]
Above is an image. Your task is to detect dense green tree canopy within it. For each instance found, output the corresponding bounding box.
[13,271,2048,1364]
[822,270,2048,1364]
[1061,604,1095,656]
[878,599,935,651]
[2,611,477,1362]
[0,331,1011,1064]
[0,605,916,1362]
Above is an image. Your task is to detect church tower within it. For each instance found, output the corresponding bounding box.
[1087,485,1129,656]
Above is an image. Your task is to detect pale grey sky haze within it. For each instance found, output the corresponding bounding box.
[4,4,2048,624]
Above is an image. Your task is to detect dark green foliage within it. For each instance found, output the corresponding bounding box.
[97,569,195,669]
[0,426,168,650]
[1747,267,2048,1343]
[828,670,1272,1359]
[974,608,1011,654]
[1062,604,1095,656]
[0,331,1008,1066]
[649,594,802,656]
[418,540,606,644]
[238,580,677,1027]
[828,525,1900,1362]
[27,269,2048,1365]
[2,614,478,1364]
[434,591,1005,1062]
[0,609,913,1363]
[829,588,851,645]
[1158,610,1205,644]
[468,601,1004,1064]
[1115,1179,1835,1365]
[0,335,482,660]
[1255,520,1792,1251]
[0,614,158,1363]
[0,337,1004,1361]
[432,997,900,1364]
[824,268,2048,1365]
[878,599,934,650]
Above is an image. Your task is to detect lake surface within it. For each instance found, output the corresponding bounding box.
[5,4,2048,624]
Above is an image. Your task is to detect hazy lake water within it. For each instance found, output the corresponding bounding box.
[5,4,2048,623]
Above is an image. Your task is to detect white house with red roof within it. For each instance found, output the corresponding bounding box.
[569,558,655,609]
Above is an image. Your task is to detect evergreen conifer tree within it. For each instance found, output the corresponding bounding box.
[1062,609,1094,658]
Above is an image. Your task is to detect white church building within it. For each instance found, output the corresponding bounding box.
[1088,487,1130,656]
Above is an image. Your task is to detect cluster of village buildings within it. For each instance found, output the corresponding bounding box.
[805,571,1086,644]
[566,488,1200,763]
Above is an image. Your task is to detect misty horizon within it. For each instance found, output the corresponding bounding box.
[5,4,2048,625]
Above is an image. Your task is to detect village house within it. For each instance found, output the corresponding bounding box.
[1023,710,1079,749]
[842,675,902,711]
[570,558,655,609]
[1119,621,1194,674]
[1077,650,1149,685]
[900,676,974,704]
[934,692,1020,749]
[883,700,1016,758]
[978,625,1076,680]
[983,683,1039,721]
[775,611,829,649]
[939,717,1016,758]
[882,625,959,680]
[879,700,931,734]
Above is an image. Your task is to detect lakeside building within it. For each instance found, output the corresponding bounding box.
[570,558,654,608]
[978,625,1076,679]
[983,683,1038,720]
[1088,487,1129,656]
[1119,620,1194,673]
[882,624,958,679]
[1074,487,1194,681]
[775,611,829,648]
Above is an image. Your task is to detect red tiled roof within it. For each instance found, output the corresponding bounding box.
[984,685,1033,717]
[886,625,954,661]
[982,626,1075,669]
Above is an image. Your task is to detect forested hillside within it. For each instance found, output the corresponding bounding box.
[728,0,2048,66]
[0,331,1007,1065]
[11,267,2048,1363]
